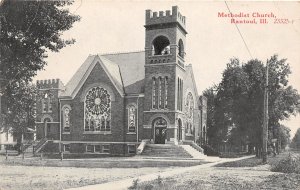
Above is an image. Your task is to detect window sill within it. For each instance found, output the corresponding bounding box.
[186,133,194,137]
[83,131,112,135]
[127,132,136,135]
[62,132,70,134]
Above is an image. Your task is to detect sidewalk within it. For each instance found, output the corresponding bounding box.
[66,155,255,190]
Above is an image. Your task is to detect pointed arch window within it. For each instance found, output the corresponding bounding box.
[62,106,71,133]
[178,39,184,58]
[84,87,111,132]
[128,105,136,133]
[185,92,194,135]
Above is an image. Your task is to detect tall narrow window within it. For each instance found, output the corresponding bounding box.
[63,107,71,132]
[180,80,183,111]
[158,77,162,109]
[152,77,156,109]
[42,99,47,113]
[177,78,180,110]
[128,105,136,132]
[185,92,194,135]
[84,87,111,132]
[164,77,168,109]
[48,97,52,113]
[178,78,183,111]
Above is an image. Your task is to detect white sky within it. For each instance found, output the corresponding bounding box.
[35,1,300,137]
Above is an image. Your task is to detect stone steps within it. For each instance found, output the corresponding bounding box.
[180,145,207,159]
[141,144,193,158]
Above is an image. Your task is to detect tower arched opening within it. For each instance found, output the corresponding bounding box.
[152,36,170,55]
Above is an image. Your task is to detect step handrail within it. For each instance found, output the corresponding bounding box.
[33,138,48,153]
[137,140,149,154]
[182,140,204,153]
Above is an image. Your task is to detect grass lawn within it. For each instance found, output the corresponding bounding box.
[215,150,299,168]
[134,169,300,190]
[0,161,174,190]
[133,151,300,190]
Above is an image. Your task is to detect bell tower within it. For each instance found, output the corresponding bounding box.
[145,6,187,66]
[144,6,187,112]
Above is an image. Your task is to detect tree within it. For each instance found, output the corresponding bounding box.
[0,0,80,89]
[0,0,80,134]
[291,128,300,149]
[204,55,300,155]
[2,82,37,152]
[277,125,291,150]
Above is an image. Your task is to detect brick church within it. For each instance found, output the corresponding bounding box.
[35,6,207,156]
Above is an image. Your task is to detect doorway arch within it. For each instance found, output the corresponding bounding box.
[152,117,167,144]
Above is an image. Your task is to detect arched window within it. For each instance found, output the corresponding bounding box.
[42,92,52,113]
[185,92,194,135]
[178,39,184,58]
[128,105,136,133]
[84,87,111,132]
[63,106,71,132]
[152,36,170,55]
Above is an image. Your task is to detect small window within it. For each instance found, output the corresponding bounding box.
[102,145,110,153]
[178,39,184,58]
[128,145,136,154]
[95,145,101,152]
[86,145,94,153]
[64,144,70,152]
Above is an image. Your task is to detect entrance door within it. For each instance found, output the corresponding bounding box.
[44,118,51,139]
[153,117,167,144]
[155,127,167,144]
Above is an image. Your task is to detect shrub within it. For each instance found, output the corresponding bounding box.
[128,178,139,190]
[271,153,300,174]
[157,175,163,185]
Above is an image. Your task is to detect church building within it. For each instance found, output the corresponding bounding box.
[35,6,207,156]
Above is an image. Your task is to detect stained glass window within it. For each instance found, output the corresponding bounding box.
[84,87,111,132]
[128,106,136,132]
[185,92,194,135]
[63,107,70,132]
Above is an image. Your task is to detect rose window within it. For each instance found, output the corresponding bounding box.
[85,87,111,132]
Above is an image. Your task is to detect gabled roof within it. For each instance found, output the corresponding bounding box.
[60,55,125,98]
[60,51,145,98]
[60,55,96,98]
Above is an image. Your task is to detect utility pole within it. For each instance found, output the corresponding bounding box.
[262,60,269,163]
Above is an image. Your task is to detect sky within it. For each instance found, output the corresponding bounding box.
[35,1,300,137]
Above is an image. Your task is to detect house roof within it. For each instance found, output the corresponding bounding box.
[60,51,145,98]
